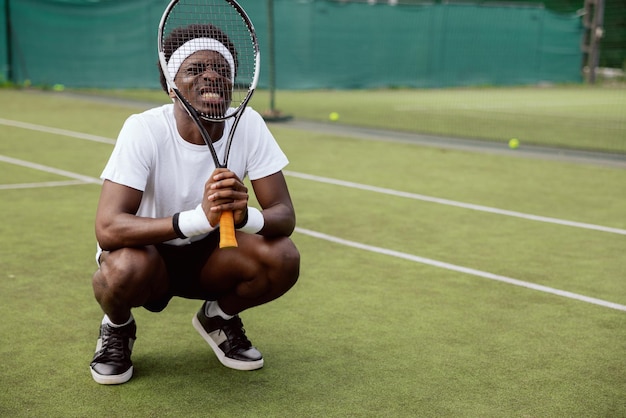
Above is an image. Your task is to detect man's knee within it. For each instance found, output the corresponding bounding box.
[93,247,160,300]
[270,237,300,289]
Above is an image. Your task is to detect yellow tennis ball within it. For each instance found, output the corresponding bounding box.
[329,112,339,121]
[509,138,519,149]
[53,84,65,91]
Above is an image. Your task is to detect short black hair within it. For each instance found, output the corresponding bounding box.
[158,24,238,93]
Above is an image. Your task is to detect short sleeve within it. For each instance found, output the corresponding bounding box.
[100,115,155,191]
[243,109,289,180]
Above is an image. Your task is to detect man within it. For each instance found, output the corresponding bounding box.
[89,24,300,385]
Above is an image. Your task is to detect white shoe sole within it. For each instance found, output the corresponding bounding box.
[90,366,133,385]
[192,315,264,371]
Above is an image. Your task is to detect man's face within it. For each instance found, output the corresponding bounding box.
[174,50,233,118]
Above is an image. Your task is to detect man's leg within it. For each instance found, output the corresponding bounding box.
[90,246,169,384]
[192,235,300,370]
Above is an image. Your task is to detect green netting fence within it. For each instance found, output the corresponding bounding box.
[0,0,584,89]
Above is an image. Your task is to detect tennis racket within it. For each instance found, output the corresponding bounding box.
[158,0,260,248]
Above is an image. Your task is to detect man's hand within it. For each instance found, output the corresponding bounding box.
[202,168,249,227]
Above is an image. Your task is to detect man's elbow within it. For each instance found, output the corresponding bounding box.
[95,223,121,251]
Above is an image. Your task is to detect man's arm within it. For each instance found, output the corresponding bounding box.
[250,171,296,238]
[95,180,179,251]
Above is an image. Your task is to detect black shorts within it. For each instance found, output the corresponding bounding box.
[146,231,221,312]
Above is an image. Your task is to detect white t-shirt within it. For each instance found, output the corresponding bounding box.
[100,104,288,246]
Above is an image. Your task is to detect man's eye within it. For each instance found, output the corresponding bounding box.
[216,65,230,79]
[186,64,204,75]
[184,63,230,79]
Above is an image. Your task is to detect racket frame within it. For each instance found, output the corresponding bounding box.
[157,0,261,247]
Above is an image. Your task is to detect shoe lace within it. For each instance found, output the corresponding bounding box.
[97,327,130,361]
[220,316,252,350]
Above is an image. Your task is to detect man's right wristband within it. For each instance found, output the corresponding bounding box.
[173,204,215,239]
[172,212,186,239]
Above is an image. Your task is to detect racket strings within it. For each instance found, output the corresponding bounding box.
[161,0,257,120]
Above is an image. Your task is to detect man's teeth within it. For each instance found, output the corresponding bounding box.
[202,92,219,99]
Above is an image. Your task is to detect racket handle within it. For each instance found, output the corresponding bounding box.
[219,210,238,248]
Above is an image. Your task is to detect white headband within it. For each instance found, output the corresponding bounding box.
[167,38,235,83]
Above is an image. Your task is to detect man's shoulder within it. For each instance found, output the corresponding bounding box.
[117,104,175,147]
[122,104,174,134]
[134,103,174,122]
[234,107,268,134]
[241,106,262,123]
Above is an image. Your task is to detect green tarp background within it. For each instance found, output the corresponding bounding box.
[0,0,583,89]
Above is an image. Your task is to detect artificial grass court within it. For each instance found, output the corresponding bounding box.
[1,87,625,417]
[78,84,626,154]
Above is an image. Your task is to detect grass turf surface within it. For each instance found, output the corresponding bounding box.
[66,84,626,154]
[1,88,625,417]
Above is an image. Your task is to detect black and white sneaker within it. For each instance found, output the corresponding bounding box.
[90,321,136,385]
[192,301,264,371]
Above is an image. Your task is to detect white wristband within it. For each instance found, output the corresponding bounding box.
[238,207,264,234]
[174,204,215,238]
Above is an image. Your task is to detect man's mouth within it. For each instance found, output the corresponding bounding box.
[199,87,222,102]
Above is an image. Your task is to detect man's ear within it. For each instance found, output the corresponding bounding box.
[168,88,176,99]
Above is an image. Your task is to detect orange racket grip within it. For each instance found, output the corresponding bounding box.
[219,210,238,248]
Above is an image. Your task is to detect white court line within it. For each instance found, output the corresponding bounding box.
[1,117,624,235]
[0,155,102,184]
[296,227,626,313]
[0,152,623,313]
[2,117,624,235]
[285,171,626,236]
[0,180,88,190]
[0,118,116,144]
